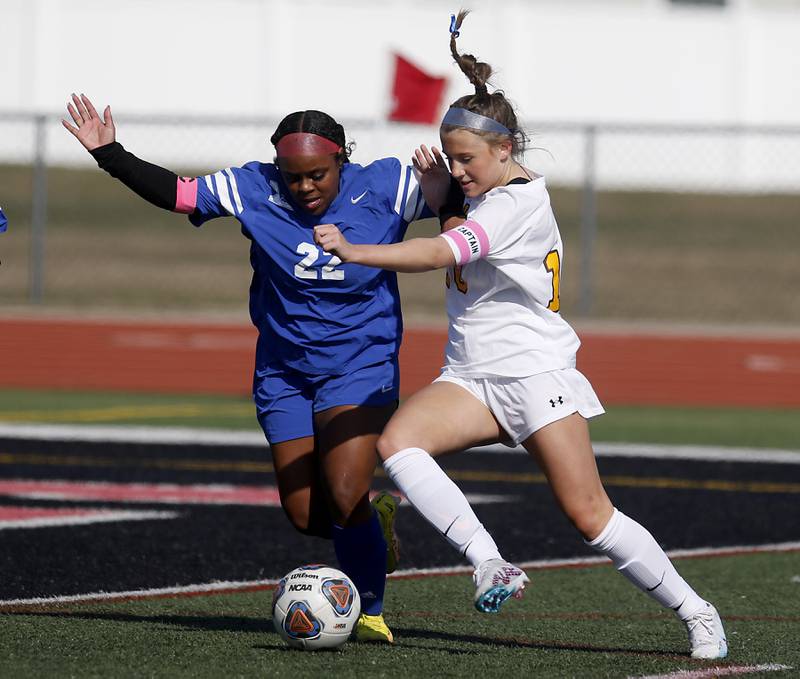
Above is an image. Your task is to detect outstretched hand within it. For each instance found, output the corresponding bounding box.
[314,224,352,261]
[62,93,115,152]
[412,145,451,214]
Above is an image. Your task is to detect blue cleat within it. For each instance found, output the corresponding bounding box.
[473,559,529,613]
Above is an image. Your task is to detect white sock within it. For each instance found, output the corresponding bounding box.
[587,508,706,620]
[383,447,502,568]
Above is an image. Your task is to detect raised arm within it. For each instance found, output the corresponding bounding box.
[314,224,455,273]
[62,93,116,151]
[62,94,197,214]
[412,145,466,232]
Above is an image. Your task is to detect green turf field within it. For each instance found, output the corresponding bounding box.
[0,388,258,431]
[1,551,797,678]
[1,387,799,450]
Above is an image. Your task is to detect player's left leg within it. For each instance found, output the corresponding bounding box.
[255,369,333,538]
[524,412,726,659]
[377,379,529,613]
[314,400,397,643]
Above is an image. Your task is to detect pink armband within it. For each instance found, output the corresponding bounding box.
[174,177,198,213]
[439,219,490,265]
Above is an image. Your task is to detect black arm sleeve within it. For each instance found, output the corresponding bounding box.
[89,142,178,211]
[438,176,467,227]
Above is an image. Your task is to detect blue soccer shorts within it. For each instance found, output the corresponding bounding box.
[254,359,400,444]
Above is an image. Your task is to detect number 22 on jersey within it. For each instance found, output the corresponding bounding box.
[294,242,344,281]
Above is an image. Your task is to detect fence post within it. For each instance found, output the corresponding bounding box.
[578,124,597,316]
[29,114,48,304]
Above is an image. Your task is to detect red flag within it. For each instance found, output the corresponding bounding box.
[388,53,447,124]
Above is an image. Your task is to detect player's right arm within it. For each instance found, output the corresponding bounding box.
[62,93,202,216]
[314,224,455,273]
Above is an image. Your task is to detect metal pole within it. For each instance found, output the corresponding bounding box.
[578,124,597,316]
[29,114,47,303]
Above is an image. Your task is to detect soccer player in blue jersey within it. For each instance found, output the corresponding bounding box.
[63,93,433,643]
[0,206,7,233]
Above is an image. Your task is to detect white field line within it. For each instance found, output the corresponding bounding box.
[2,540,798,611]
[0,423,266,447]
[629,663,793,679]
[1,423,800,464]
[0,509,178,530]
[0,579,280,608]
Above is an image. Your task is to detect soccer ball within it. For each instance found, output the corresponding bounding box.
[272,564,361,650]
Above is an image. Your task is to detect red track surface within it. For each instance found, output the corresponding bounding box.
[1,318,799,407]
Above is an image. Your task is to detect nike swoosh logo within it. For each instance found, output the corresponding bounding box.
[381,384,393,393]
[350,190,368,204]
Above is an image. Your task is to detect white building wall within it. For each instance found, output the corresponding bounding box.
[1,0,799,190]
[2,0,800,123]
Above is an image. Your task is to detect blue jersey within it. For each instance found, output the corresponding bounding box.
[0,207,7,233]
[189,159,429,376]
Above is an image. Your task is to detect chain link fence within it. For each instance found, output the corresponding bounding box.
[1,112,799,325]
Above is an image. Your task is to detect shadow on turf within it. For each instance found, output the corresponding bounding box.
[386,626,690,660]
[17,610,278,636]
[17,612,690,659]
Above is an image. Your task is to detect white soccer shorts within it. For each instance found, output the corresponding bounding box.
[435,368,605,446]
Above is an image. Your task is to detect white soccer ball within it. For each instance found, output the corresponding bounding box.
[272,564,361,650]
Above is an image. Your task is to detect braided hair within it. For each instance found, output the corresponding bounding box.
[446,10,528,156]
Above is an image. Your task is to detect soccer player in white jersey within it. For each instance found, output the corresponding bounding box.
[314,10,728,659]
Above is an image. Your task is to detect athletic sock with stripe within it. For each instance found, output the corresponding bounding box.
[382,447,502,568]
[587,508,706,619]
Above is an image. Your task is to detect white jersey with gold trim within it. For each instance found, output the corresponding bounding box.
[438,175,580,378]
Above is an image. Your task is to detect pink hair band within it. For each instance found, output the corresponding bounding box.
[275,133,341,158]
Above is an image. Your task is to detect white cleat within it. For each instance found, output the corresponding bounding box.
[473,558,530,614]
[684,602,728,659]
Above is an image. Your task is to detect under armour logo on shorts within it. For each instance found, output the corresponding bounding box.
[549,396,564,408]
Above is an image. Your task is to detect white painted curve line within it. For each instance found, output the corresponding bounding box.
[0,509,179,530]
[3,540,798,611]
[2,423,800,464]
[591,442,800,465]
[746,353,800,374]
[662,541,800,560]
[476,441,800,465]
[0,423,266,447]
[111,330,254,351]
[629,663,793,679]
[0,578,280,609]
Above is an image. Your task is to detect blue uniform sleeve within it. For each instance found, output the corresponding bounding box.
[385,159,435,224]
[0,207,7,233]
[189,168,247,227]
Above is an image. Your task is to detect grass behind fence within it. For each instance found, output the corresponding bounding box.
[1,165,799,324]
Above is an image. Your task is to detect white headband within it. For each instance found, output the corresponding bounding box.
[441,107,512,136]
